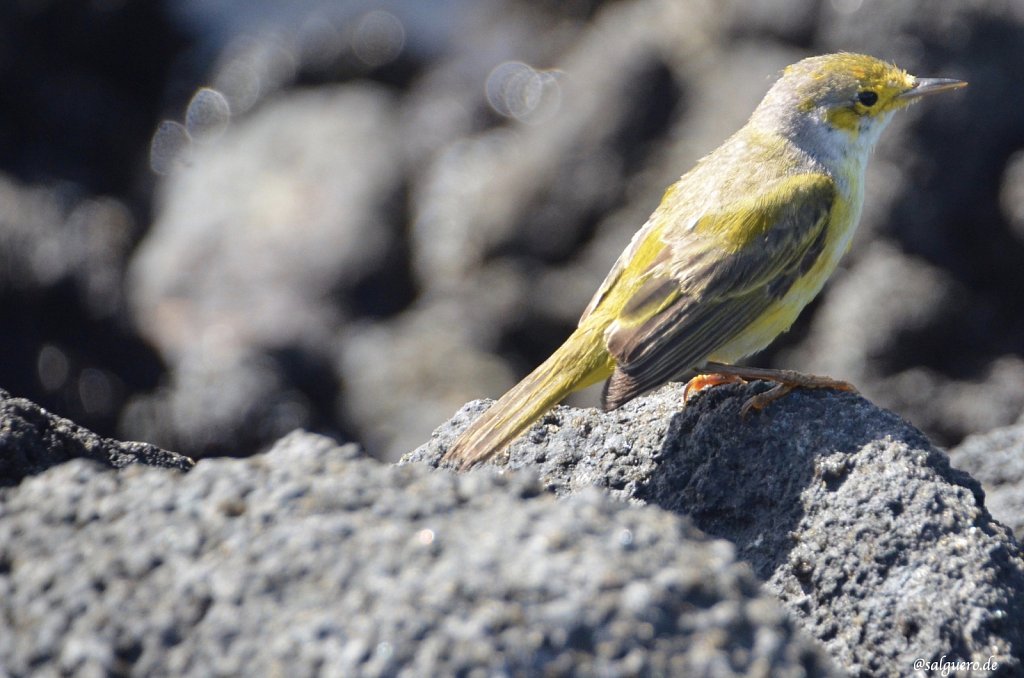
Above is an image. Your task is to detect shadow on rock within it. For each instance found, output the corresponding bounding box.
[642,384,940,578]
[410,381,1024,675]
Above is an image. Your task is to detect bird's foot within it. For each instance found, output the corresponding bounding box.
[682,372,748,403]
[695,363,857,417]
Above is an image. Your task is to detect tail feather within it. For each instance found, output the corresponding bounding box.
[443,326,613,469]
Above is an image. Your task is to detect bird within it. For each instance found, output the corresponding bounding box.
[443,52,966,470]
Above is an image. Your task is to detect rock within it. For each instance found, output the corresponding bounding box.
[0,2,180,443]
[0,388,192,486]
[0,430,837,677]
[408,0,715,290]
[950,424,1024,541]
[126,85,406,457]
[409,382,1024,674]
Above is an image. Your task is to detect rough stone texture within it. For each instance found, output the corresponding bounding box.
[0,430,837,677]
[950,424,1024,541]
[409,382,1024,675]
[0,388,193,486]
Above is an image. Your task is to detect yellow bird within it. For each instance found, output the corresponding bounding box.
[444,52,966,469]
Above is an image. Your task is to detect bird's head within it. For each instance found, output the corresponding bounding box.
[753,52,966,156]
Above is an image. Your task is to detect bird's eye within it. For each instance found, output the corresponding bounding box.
[857,90,879,107]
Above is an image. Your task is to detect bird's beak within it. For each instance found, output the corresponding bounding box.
[898,77,968,100]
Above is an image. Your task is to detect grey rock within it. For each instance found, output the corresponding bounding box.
[950,424,1024,541]
[132,85,405,349]
[409,382,1024,674]
[408,0,716,290]
[0,430,837,677]
[0,388,193,486]
[126,85,405,457]
[119,349,320,460]
[723,0,820,45]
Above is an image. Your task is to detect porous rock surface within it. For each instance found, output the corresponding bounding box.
[950,424,1024,541]
[4,380,1023,675]
[0,387,193,486]
[0,429,835,677]
[410,382,1024,675]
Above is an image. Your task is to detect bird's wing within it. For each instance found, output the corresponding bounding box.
[600,173,836,407]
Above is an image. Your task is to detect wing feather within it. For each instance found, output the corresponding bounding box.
[602,173,835,407]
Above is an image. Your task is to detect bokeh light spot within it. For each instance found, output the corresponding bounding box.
[186,87,232,142]
[352,10,405,68]
[485,61,562,123]
[150,120,191,175]
[79,368,115,416]
[38,344,70,392]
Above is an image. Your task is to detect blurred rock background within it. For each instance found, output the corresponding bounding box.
[1,0,1023,461]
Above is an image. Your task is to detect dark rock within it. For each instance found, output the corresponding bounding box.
[0,430,837,677]
[950,424,1024,541]
[0,0,184,443]
[409,382,1024,674]
[0,388,192,486]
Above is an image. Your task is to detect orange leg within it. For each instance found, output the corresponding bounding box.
[692,362,858,417]
[683,372,748,403]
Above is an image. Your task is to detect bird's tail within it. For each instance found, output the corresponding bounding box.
[443,325,614,469]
